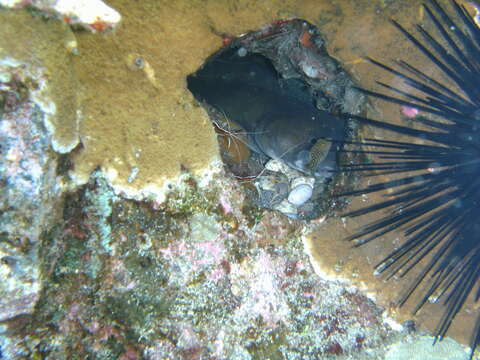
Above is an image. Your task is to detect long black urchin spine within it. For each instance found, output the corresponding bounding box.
[341,1,480,358]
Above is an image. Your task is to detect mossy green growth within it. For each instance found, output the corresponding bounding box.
[165,175,219,217]
[245,324,287,360]
[51,234,102,282]
[83,173,118,254]
[103,291,174,340]
[241,203,264,229]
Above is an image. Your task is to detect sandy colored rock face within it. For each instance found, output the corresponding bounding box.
[0,10,79,153]
[69,0,383,205]
[70,0,388,202]
[70,0,222,201]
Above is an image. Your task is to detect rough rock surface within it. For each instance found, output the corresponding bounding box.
[0,172,395,359]
[0,1,477,359]
[0,9,80,154]
[0,10,83,327]
[0,98,62,322]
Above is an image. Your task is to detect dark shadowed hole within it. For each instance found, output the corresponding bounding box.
[187,19,365,220]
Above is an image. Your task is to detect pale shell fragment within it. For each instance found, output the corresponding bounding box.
[288,184,313,206]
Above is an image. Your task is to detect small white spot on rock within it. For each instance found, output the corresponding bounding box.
[300,60,319,78]
[128,167,139,183]
[237,47,247,57]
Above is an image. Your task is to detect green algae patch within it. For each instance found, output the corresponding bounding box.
[0,9,79,153]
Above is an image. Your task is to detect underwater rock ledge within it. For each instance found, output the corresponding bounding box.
[0,0,477,359]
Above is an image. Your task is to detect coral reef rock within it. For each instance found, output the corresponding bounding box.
[0,8,80,352]
[0,98,64,321]
[0,0,121,32]
[0,172,395,359]
[0,9,80,153]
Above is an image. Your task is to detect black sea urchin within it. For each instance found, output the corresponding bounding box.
[340,0,480,357]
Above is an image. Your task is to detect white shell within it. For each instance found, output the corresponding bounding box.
[237,47,248,57]
[288,184,313,206]
[300,60,319,78]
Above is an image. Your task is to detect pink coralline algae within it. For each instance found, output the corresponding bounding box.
[231,251,290,328]
[159,213,226,285]
[144,206,391,359]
